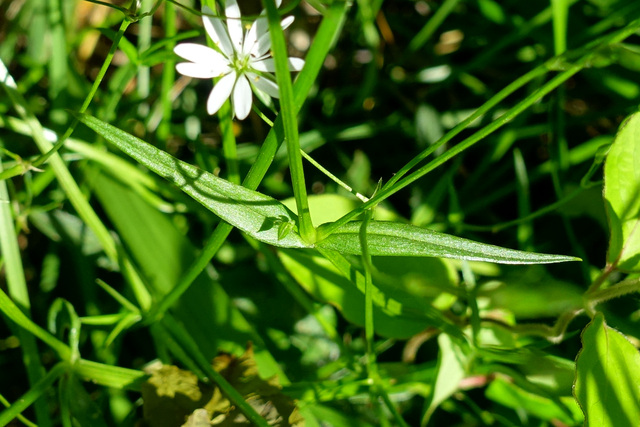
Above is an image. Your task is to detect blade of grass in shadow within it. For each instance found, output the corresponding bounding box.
[0,60,118,260]
[317,17,640,239]
[73,359,147,390]
[149,1,350,321]
[0,161,52,426]
[162,315,271,427]
[0,288,71,360]
[0,19,131,181]
[264,0,315,244]
[0,362,68,426]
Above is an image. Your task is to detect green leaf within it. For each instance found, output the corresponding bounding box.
[76,113,311,249]
[317,221,580,264]
[423,333,468,424]
[604,112,640,271]
[574,313,640,426]
[486,377,582,425]
[279,248,463,339]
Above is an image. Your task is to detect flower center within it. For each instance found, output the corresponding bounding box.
[233,53,251,75]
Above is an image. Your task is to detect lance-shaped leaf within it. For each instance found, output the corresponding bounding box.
[77,114,311,249]
[604,112,640,271]
[316,221,580,264]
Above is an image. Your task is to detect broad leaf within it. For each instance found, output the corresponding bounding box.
[486,377,582,425]
[604,112,640,271]
[77,113,311,249]
[317,221,580,264]
[574,313,640,426]
[279,248,457,339]
[423,333,468,424]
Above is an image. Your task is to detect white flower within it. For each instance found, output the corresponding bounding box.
[174,0,305,120]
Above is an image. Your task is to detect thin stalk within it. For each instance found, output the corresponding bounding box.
[359,209,376,375]
[0,158,51,426]
[0,363,68,427]
[146,1,349,321]
[0,394,36,427]
[382,65,548,192]
[408,0,460,52]
[157,0,177,141]
[258,244,341,343]
[301,150,369,202]
[318,18,640,240]
[219,102,240,184]
[0,288,71,360]
[263,0,315,244]
[0,20,131,181]
[162,316,271,427]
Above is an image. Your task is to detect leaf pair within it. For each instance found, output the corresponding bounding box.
[77,113,579,265]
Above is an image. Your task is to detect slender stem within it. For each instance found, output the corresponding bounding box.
[147,1,349,321]
[301,150,369,202]
[162,316,271,427]
[317,17,640,240]
[157,0,176,141]
[263,0,315,244]
[219,102,240,184]
[37,20,131,169]
[0,363,68,427]
[360,209,376,375]
[0,155,52,426]
[0,288,72,360]
[408,0,460,52]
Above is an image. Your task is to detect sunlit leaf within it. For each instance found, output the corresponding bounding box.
[317,221,580,264]
[574,313,640,426]
[76,113,311,249]
[604,112,640,271]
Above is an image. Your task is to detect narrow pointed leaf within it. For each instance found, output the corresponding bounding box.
[574,313,640,426]
[604,112,640,271]
[317,221,580,264]
[76,113,310,249]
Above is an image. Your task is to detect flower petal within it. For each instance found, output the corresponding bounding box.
[174,44,231,77]
[225,0,244,53]
[176,62,231,79]
[232,74,252,119]
[251,16,295,58]
[247,72,280,98]
[243,16,268,56]
[202,6,234,57]
[251,57,305,72]
[207,71,236,115]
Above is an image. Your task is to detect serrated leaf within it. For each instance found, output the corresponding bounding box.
[317,221,579,264]
[76,113,311,249]
[604,112,640,271]
[574,313,640,426]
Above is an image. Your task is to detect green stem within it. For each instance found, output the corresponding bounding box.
[0,363,68,427]
[586,277,640,310]
[318,17,640,240]
[359,209,376,374]
[162,316,271,427]
[263,0,315,244]
[0,155,52,426]
[219,102,240,184]
[157,0,176,141]
[408,0,460,52]
[301,150,368,202]
[146,1,349,321]
[0,287,71,360]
